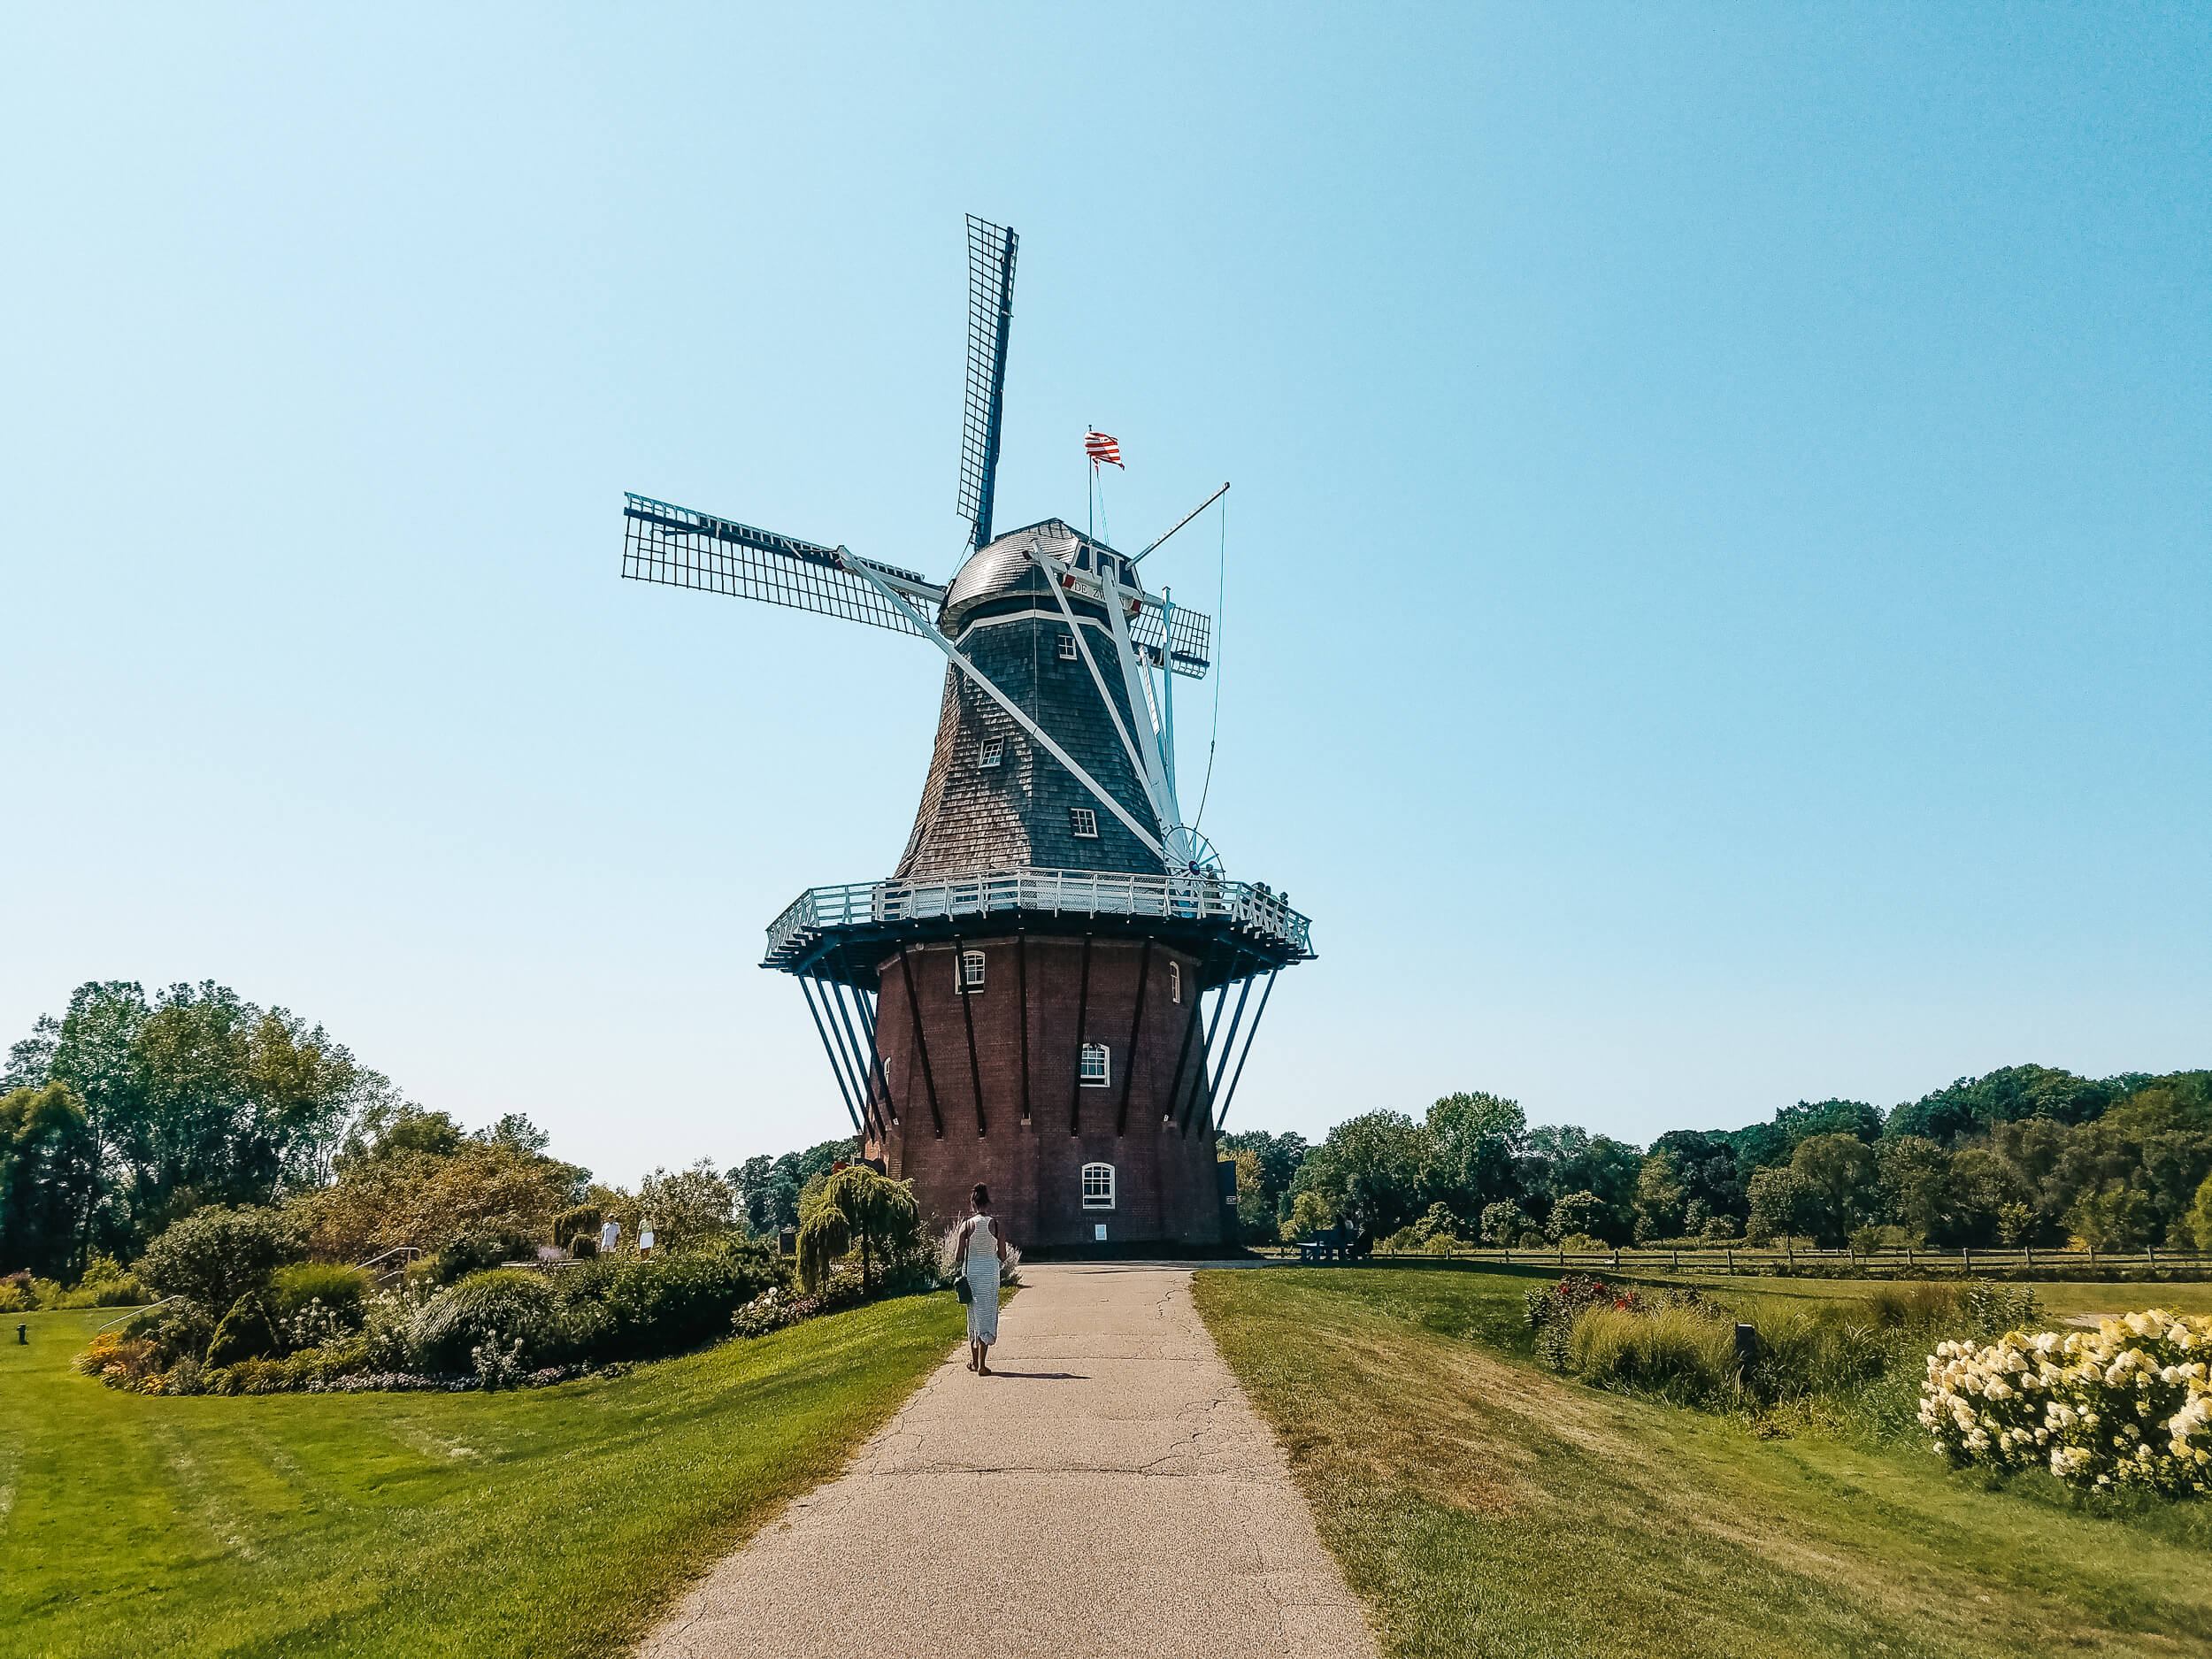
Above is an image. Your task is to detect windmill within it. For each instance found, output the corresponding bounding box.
[620,216,1314,1248]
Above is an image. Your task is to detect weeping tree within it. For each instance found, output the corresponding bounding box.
[796,1165,921,1296]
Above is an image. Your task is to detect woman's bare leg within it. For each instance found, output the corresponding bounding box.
[977,1340,991,1376]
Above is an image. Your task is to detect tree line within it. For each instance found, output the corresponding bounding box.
[1225,1064,2212,1254]
[0,978,863,1283]
[8,979,2207,1277]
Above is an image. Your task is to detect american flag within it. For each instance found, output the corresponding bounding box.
[1084,429,1124,468]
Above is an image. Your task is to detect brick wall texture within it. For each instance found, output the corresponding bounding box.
[864,933,1230,1249]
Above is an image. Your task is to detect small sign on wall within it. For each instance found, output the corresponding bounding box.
[1094,1224,1107,1241]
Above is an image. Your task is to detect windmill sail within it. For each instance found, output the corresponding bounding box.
[956,217,1019,550]
[621,494,942,636]
[1129,596,1213,680]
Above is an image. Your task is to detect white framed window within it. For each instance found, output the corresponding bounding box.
[1079,1042,1110,1087]
[956,949,986,993]
[978,736,1004,768]
[1056,633,1079,661]
[1169,961,1182,1004]
[1081,1162,1116,1208]
[1069,806,1099,839]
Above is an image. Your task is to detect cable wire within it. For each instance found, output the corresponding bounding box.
[1191,493,1226,833]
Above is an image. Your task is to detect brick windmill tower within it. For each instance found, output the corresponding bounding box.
[620,218,1313,1248]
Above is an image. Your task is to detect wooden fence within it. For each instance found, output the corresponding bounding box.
[1263,1243,2210,1279]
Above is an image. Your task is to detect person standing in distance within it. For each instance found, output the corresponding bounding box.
[600,1217,620,1256]
[956,1184,1008,1376]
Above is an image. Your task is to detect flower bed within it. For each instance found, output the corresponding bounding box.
[1922,1310,2212,1496]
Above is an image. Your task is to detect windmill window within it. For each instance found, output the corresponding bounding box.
[1081,1162,1116,1208]
[1056,633,1079,661]
[1069,807,1098,839]
[1170,962,1182,1004]
[977,737,1004,769]
[956,950,986,993]
[1079,1043,1110,1087]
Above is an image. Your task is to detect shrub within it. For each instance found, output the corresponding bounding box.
[135,1206,294,1312]
[414,1269,564,1372]
[270,1262,372,1323]
[425,1231,536,1286]
[553,1204,603,1248]
[797,1167,920,1295]
[555,1234,783,1362]
[0,1276,35,1313]
[567,1233,599,1260]
[1699,1215,1742,1243]
[1924,1310,2212,1496]
[206,1294,280,1367]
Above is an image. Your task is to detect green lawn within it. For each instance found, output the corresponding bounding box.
[2,1294,965,1659]
[1194,1267,2212,1659]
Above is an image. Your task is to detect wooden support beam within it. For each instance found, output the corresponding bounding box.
[952,934,987,1137]
[1016,929,1032,1125]
[895,942,944,1139]
[1068,933,1094,1135]
[1115,938,1154,1137]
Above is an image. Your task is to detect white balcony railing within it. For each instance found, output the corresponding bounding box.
[764,865,1313,966]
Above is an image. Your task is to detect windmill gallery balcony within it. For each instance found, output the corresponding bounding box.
[763,865,1314,984]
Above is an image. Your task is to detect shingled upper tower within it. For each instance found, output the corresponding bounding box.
[900,521,1162,880]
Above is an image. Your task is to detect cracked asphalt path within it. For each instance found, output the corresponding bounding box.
[638,1262,1377,1659]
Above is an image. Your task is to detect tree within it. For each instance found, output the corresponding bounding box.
[1632,1152,1687,1243]
[1218,1130,1309,1234]
[1479,1200,1531,1245]
[730,1156,779,1233]
[638,1159,736,1250]
[0,1083,96,1278]
[1746,1167,1816,1244]
[1547,1191,1606,1243]
[796,1165,920,1295]
[1877,1136,1951,1243]
[2188,1172,2212,1252]
[2064,1184,2154,1251]
[1279,1189,1335,1243]
[134,1204,292,1311]
[1423,1093,1525,1224]
[1525,1126,1640,1237]
[1789,1134,1880,1245]
[296,1134,576,1261]
[1288,1112,1434,1236]
[1228,1148,1274,1245]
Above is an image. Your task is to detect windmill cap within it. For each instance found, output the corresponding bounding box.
[938,519,1137,634]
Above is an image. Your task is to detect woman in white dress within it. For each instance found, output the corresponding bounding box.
[956,1184,1008,1376]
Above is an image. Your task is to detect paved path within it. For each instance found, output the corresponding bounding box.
[640,1262,1378,1659]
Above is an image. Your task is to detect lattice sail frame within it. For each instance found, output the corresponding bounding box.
[956,217,1019,547]
[621,495,941,635]
[1129,599,1213,680]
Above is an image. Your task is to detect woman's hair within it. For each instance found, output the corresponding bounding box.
[972,1184,990,1208]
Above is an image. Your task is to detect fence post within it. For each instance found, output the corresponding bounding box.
[1962,1247,1970,1275]
[1726,1247,1734,1276]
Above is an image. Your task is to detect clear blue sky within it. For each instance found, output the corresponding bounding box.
[4,5,2205,1187]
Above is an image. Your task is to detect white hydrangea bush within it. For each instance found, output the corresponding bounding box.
[1922,1310,2212,1496]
